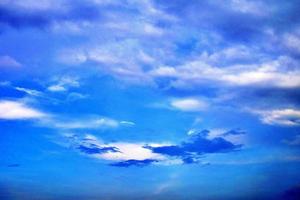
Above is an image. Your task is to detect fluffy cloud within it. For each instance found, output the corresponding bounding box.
[254,108,300,126]
[0,100,46,120]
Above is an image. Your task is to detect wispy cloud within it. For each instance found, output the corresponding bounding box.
[45,117,119,129]
[15,87,43,96]
[47,76,80,92]
[151,55,300,89]
[283,135,300,146]
[120,121,135,126]
[0,56,22,68]
[254,108,300,126]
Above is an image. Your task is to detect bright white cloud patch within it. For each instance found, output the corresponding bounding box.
[171,98,208,112]
[0,100,46,120]
[98,142,165,161]
[255,108,300,126]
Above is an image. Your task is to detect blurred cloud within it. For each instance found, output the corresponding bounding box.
[0,56,22,68]
[283,135,300,146]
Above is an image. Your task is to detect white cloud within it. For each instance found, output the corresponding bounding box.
[254,108,300,126]
[66,92,88,101]
[143,23,164,36]
[97,142,165,161]
[66,134,168,161]
[171,98,208,112]
[187,129,197,136]
[283,31,300,54]
[149,66,177,77]
[15,87,43,96]
[51,21,92,35]
[58,49,87,65]
[47,85,66,92]
[0,100,46,120]
[120,121,136,126]
[47,76,80,92]
[150,56,300,88]
[228,0,271,16]
[57,40,154,84]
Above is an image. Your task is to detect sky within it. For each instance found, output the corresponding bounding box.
[0,0,300,199]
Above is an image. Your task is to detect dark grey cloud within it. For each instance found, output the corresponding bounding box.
[77,145,120,155]
[146,130,242,163]
[110,159,158,167]
[222,129,246,136]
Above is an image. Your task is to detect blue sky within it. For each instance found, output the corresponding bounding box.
[0,0,300,199]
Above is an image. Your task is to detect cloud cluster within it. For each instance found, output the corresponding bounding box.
[2,0,298,105]
[0,98,118,129]
[62,129,242,167]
